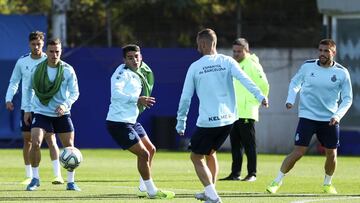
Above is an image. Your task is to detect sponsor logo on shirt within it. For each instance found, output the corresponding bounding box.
[199,64,225,75]
[208,114,233,121]
[331,75,337,82]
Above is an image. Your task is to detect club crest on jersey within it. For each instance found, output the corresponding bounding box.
[295,133,299,141]
[128,132,136,140]
[310,72,315,77]
[331,75,337,82]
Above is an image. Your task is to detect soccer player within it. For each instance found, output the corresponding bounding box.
[266,39,353,194]
[5,31,63,185]
[220,38,269,182]
[106,44,175,199]
[176,29,268,203]
[23,38,80,191]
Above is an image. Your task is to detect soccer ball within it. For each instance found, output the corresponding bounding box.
[59,147,83,171]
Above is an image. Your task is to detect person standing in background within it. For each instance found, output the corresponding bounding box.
[220,38,269,182]
[5,31,63,185]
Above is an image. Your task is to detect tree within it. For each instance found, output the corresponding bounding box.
[0,0,322,48]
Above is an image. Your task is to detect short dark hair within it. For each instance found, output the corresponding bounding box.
[197,28,217,43]
[233,38,249,52]
[47,38,61,47]
[319,39,336,50]
[122,44,140,58]
[29,31,45,41]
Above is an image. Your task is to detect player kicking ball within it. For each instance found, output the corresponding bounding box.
[106,44,175,199]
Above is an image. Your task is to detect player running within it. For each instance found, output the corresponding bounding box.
[266,39,353,194]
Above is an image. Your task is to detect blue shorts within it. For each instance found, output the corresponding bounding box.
[31,114,74,133]
[106,121,147,150]
[190,124,233,155]
[20,110,33,132]
[294,118,340,149]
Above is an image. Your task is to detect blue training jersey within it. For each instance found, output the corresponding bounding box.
[5,53,47,110]
[23,60,79,117]
[106,64,142,124]
[286,59,353,121]
[176,54,266,133]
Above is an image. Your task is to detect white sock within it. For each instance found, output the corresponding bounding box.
[144,178,158,196]
[67,170,75,183]
[32,167,40,179]
[52,159,61,178]
[205,184,219,200]
[139,177,146,192]
[324,174,332,185]
[274,171,285,183]
[25,164,32,178]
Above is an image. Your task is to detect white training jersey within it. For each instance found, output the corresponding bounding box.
[5,53,47,110]
[106,64,142,124]
[23,61,79,117]
[176,54,265,132]
[286,59,353,121]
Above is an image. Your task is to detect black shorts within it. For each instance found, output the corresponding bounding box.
[31,114,74,133]
[106,121,147,150]
[190,124,233,155]
[20,110,33,132]
[294,118,340,149]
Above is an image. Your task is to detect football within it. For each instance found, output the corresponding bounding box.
[59,147,83,171]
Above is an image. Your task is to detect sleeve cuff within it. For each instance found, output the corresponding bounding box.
[129,95,139,103]
[332,115,340,122]
[176,120,186,133]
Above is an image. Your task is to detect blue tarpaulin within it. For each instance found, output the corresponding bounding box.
[62,47,200,148]
[0,15,47,141]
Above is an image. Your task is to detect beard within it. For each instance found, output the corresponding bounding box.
[32,50,41,56]
[319,56,330,65]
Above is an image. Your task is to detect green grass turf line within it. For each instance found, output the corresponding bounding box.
[0,149,359,202]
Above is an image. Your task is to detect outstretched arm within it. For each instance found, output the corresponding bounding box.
[176,68,195,135]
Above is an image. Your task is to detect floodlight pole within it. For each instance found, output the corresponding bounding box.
[236,0,242,37]
[52,0,70,47]
[106,0,112,47]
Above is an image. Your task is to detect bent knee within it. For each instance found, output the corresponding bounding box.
[31,141,42,150]
[190,153,204,164]
[23,139,32,146]
[149,146,156,156]
[293,151,305,159]
[326,152,337,160]
[138,149,150,162]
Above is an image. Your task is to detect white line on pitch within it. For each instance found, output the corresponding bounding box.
[291,196,360,203]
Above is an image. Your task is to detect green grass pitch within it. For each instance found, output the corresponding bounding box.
[0,149,359,202]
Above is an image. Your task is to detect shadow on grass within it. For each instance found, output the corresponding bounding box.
[77,179,194,183]
[1,193,360,201]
